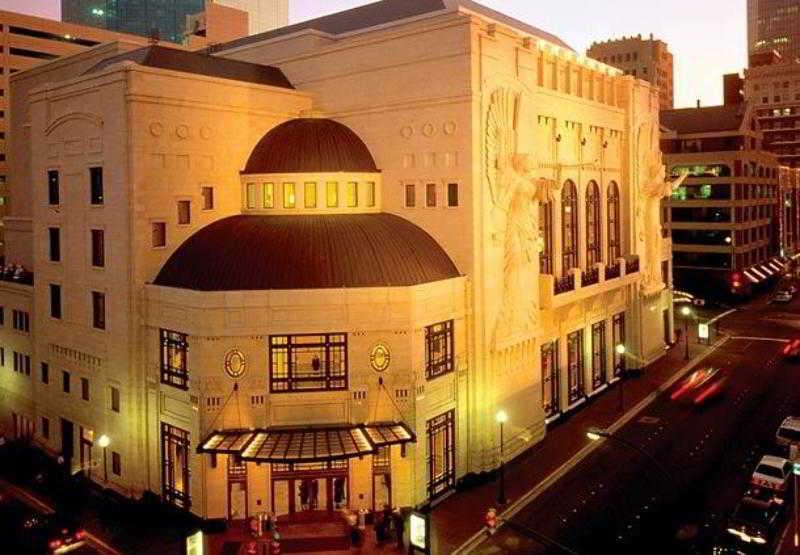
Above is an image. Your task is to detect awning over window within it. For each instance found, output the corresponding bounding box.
[197,422,415,463]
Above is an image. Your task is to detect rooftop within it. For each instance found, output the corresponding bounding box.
[660,104,747,135]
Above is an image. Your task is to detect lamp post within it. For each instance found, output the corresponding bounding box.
[496,410,508,505]
[97,434,110,483]
[586,427,673,483]
[615,344,626,411]
[794,463,800,548]
[680,305,692,361]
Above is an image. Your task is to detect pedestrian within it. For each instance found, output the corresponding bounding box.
[393,508,405,549]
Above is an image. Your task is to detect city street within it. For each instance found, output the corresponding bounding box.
[474,293,800,554]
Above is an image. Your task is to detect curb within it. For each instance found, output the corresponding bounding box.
[452,337,729,555]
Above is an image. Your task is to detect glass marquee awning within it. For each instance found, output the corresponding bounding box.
[198,422,415,463]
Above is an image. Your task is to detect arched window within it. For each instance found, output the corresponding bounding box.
[607,181,621,262]
[539,201,553,274]
[585,181,601,266]
[561,181,579,275]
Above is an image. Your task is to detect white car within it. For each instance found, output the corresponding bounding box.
[776,417,800,449]
[773,291,793,303]
[751,455,793,494]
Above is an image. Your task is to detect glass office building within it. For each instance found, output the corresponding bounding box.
[748,0,800,63]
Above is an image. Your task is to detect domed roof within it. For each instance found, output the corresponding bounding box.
[243,118,379,174]
[153,214,459,291]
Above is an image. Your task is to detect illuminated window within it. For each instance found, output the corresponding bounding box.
[541,341,559,417]
[426,410,455,499]
[269,333,348,392]
[561,181,579,274]
[585,181,601,266]
[283,183,296,208]
[326,182,339,207]
[304,182,317,208]
[591,321,607,390]
[567,330,584,403]
[346,182,358,207]
[540,201,553,274]
[425,320,454,380]
[365,182,376,207]
[263,183,274,208]
[246,183,257,209]
[160,329,188,390]
[607,182,621,261]
[161,423,190,509]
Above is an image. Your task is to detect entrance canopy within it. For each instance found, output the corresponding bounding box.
[198,422,415,464]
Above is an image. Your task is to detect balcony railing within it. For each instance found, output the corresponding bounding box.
[581,267,600,286]
[624,255,640,274]
[554,274,575,295]
[604,262,621,280]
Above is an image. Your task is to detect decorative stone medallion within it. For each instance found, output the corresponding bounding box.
[369,343,391,373]
[224,349,246,379]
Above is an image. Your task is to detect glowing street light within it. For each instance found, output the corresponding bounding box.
[680,306,693,361]
[98,434,111,482]
[496,410,508,504]
[615,344,627,411]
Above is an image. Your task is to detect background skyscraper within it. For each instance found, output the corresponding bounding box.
[748,0,800,64]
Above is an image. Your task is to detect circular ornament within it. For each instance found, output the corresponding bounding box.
[400,126,413,139]
[369,343,391,373]
[200,126,212,140]
[176,124,190,139]
[149,122,164,137]
[422,122,436,137]
[224,349,246,379]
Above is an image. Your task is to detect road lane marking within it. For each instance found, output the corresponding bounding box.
[729,336,790,342]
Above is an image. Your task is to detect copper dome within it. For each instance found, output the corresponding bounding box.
[153,214,459,291]
[243,118,379,174]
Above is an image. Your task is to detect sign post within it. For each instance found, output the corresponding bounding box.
[697,323,709,345]
[409,510,430,554]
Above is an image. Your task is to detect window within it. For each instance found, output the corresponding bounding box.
[405,184,416,207]
[111,386,120,413]
[262,183,274,209]
[177,200,191,225]
[269,333,348,392]
[591,321,607,390]
[425,320,454,380]
[567,330,584,403]
[326,182,338,207]
[81,377,89,401]
[426,183,437,207]
[304,182,317,208]
[160,329,188,390]
[0,307,3,326]
[91,230,105,267]
[90,167,104,204]
[201,186,214,210]
[427,410,455,499]
[41,363,49,384]
[0,347,4,366]
[561,181,579,274]
[112,452,121,476]
[447,183,459,207]
[612,312,626,376]
[48,227,60,262]
[541,341,559,417]
[539,201,553,274]
[607,181,621,261]
[48,170,59,205]
[283,183,296,208]
[92,291,105,330]
[161,423,190,509]
[152,222,166,248]
[50,284,62,319]
[62,370,70,393]
[365,182,376,207]
[41,417,49,439]
[586,181,601,266]
[346,182,358,207]
[246,183,257,208]
[12,310,29,332]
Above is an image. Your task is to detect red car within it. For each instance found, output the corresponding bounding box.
[783,339,800,360]
[670,367,729,405]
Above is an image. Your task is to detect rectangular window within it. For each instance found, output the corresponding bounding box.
[177,200,191,225]
[426,183,437,207]
[425,320,454,380]
[539,202,553,274]
[48,170,59,205]
[0,306,3,326]
[405,184,416,207]
[90,167,104,205]
[304,182,317,208]
[81,377,89,401]
[111,386,120,413]
[612,312,626,376]
[41,363,49,384]
[160,329,188,390]
[542,341,559,417]
[567,330,584,403]
[41,417,49,439]
[0,347,4,366]
[152,222,166,248]
[326,182,339,207]
[12,310,30,332]
[591,321,607,390]
[112,451,121,476]
[91,230,105,268]
[346,182,358,207]
[48,227,60,262]
[262,183,274,208]
[283,183,296,208]
[365,182,376,207]
[447,183,459,207]
[62,370,70,393]
[426,410,455,499]
[50,284,62,319]
[161,423,191,509]
[246,183,257,208]
[201,186,214,210]
[269,333,348,392]
[92,291,106,330]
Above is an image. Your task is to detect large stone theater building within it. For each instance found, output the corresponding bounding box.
[0,0,674,525]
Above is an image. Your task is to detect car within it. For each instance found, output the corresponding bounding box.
[724,487,785,550]
[23,514,87,554]
[670,366,729,405]
[772,290,793,304]
[750,455,793,494]
[783,339,800,360]
[776,416,800,451]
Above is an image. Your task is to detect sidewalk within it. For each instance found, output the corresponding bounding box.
[431,331,717,555]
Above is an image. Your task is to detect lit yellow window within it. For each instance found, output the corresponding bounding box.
[304,182,317,208]
[346,182,358,207]
[326,182,338,207]
[262,183,274,209]
[365,182,376,207]
[283,183,296,208]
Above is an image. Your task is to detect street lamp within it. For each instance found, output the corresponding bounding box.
[725,235,736,273]
[585,427,673,482]
[680,305,692,361]
[97,434,110,483]
[496,410,508,505]
[615,344,626,411]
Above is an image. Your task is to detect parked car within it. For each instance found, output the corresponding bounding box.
[724,486,785,550]
[776,416,800,452]
[670,366,729,405]
[22,513,87,554]
[750,455,793,495]
[771,290,793,304]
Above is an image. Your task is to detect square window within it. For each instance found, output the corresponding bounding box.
[48,227,60,262]
[346,182,358,207]
[177,200,191,225]
[47,170,59,205]
[62,370,70,393]
[91,229,105,268]
[201,186,214,210]
[49,284,61,319]
[283,183,296,208]
[112,451,121,476]
[41,362,49,384]
[92,291,105,330]
[405,184,416,207]
[111,386,120,413]
[90,167,104,204]
[304,182,317,208]
[262,183,274,208]
[326,182,338,207]
[81,377,89,401]
[447,183,459,207]
[426,183,437,208]
[152,222,166,248]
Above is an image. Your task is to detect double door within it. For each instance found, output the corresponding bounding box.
[272,472,348,517]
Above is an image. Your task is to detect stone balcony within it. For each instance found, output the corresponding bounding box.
[540,255,641,309]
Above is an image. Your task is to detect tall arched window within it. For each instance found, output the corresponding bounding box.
[561,180,579,275]
[539,201,553,274]
[586,181,601,266]
[607,181,621,262]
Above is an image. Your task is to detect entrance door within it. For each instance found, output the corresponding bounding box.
[60,419,74,471]
[227,456,248,520]
[79,427,94,478]
[271,462,349,518]
[372,447,391,511]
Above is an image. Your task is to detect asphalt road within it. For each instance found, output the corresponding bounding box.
[475,293,800,555]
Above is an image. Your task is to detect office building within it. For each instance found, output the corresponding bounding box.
[215,0,288,35]
[748,0,800,64]
[587,34,674,109]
